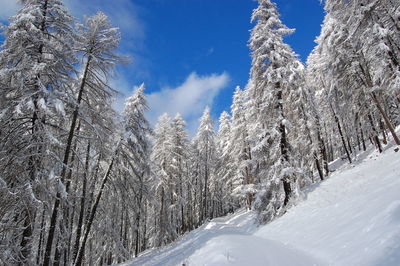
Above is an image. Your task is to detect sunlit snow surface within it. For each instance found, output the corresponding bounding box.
[124,144,400,266]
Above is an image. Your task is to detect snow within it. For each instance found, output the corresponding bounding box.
[124,145,400,266]
[258,146,400,266]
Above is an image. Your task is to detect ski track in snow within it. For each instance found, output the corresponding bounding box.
[124,144,400,266]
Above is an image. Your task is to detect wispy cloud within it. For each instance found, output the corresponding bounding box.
[146,72,230,136]
[64,0,144,37]
[0,0,19,21]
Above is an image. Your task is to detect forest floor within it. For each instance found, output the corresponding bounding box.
[124,140,400,266]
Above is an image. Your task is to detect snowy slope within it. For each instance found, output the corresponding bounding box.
[256,146,400,266]
[125,146,400,266]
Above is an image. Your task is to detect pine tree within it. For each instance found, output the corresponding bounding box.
[193,107,217,222]
[229,87,254,209]
[115,83,152,259]
[44,12,122,266]
[150,114,177,247]
[0,0,75,263]
[216,111,237,214]
[169,114,191,232]
[249,0,303,222]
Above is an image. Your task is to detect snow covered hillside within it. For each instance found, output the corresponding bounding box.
[125,146,400,266]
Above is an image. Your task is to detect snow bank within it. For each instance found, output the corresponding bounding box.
[256,147,400,266]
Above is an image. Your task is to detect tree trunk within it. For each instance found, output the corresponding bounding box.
[355,113,362,151]
[53,237,61,266]
[331,106,352,163]
[315,153,324,181]
[368,113,383,153]
[282,179,292,207]
[43,56,92,266]
[346,135,353,155]
[74,143,119,266]
[123,207,129,255]
[371,92,399,145]
[277,87,292,207]
[36,209,46,265]
[380,119,388,145]
[135,176,143,257]
[360,125,367,151]
[159,187,165,246]
[142,203,148,252]
[316,120,329,176]
[73,141,90,262]
[64,131,80,265]
[203,145,209,221]
[19,208,34,265]
[245,166,253,210]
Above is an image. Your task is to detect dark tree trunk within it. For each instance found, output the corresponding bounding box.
[53,237,61,266]
[277,87,292,207]
[43,56,92,266]
[355,113,362,152]
[142,203,148,252]
[123,207,129,255]
[368,113,383,153]
[74,147,118,266]
[36,209,46,265]
[159,187,165,246]
[346,136,353,155]
[282,180,292,207]
[331,106,352,163]
[43,195,60,266]
[360,126,367,151]
[315,153,324,181]
[316,121,329,176]
[135,176,144,257]
[380,119,388,145]
[19,208,34,265]
[203,145,209,221]
[73,141,90,262]
[64,131,80,266]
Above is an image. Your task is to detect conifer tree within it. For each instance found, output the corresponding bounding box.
[216,111,237,214]
[150,114,177,247]
[193,107,217,222]
[44,12,122,266]
[249,0,303,222]
[0,0,75,263]
[229,87,254,209]
[169,114,191,232]
[119,83,152,258]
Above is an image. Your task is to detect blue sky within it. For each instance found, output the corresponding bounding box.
[1,0,325,135]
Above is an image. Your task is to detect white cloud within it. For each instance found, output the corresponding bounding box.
[146,72,230,136]
[0,0,19,21]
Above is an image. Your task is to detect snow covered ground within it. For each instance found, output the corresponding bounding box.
[124,145,400,266]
